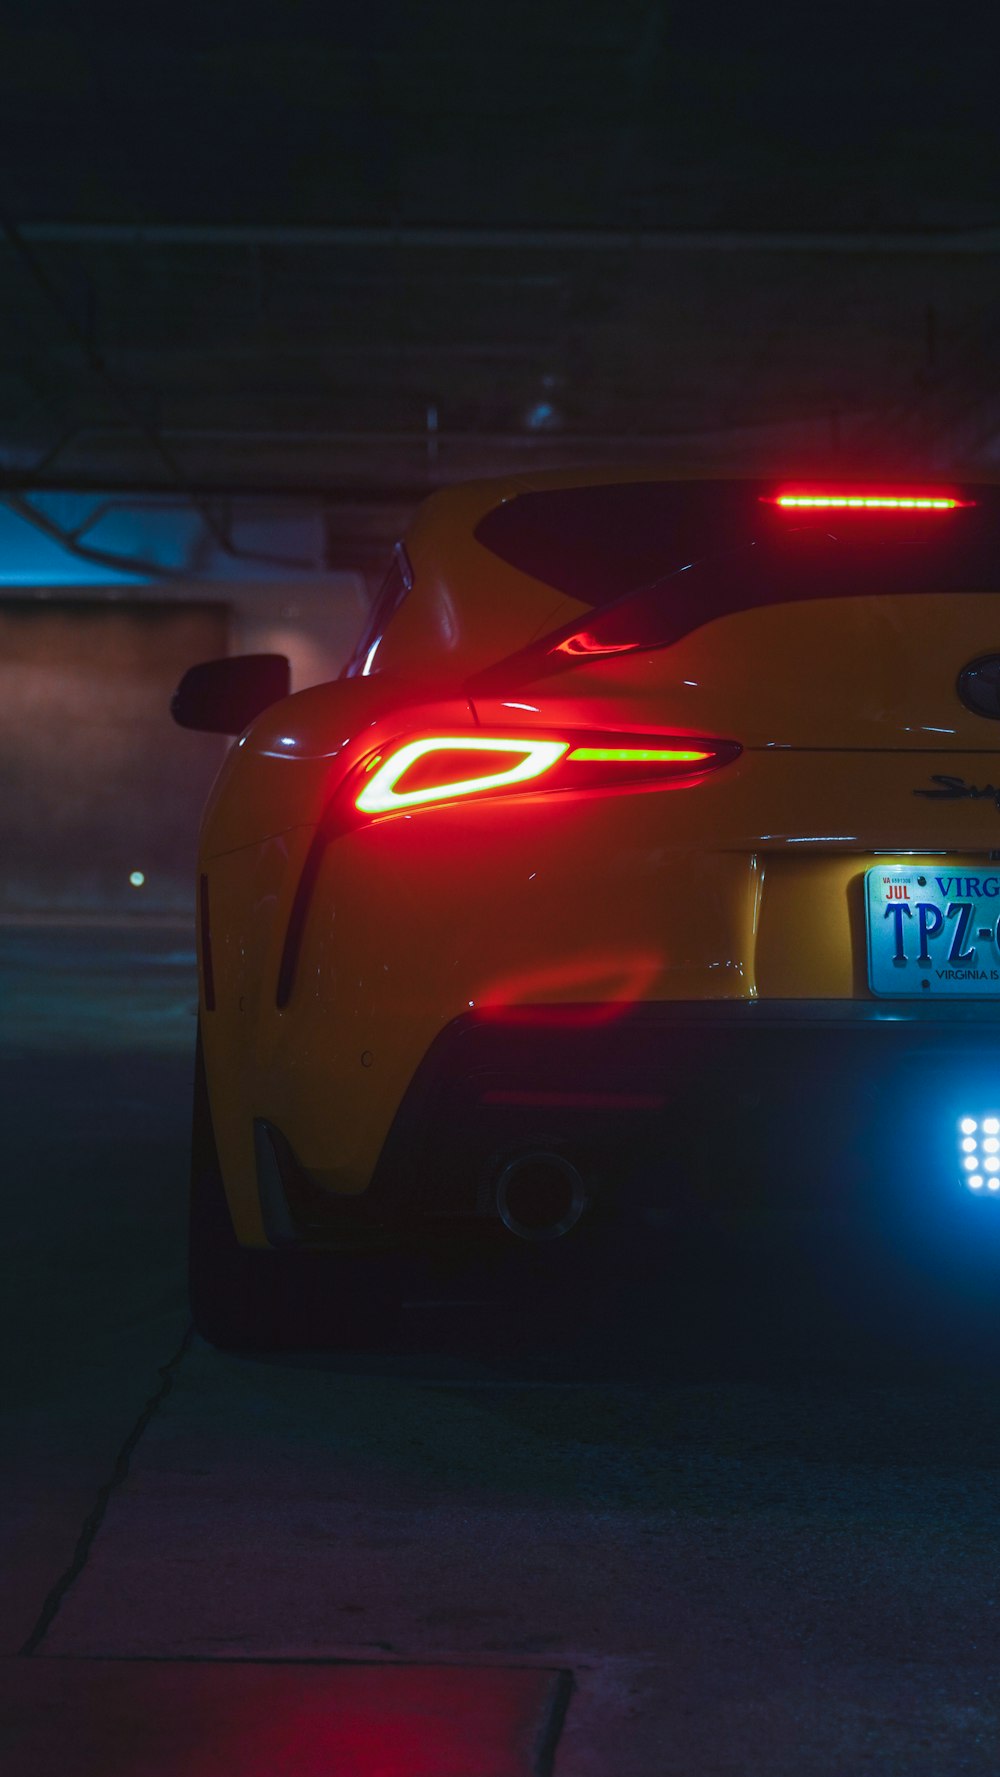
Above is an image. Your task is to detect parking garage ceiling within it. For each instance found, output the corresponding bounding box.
[1,4,999,573]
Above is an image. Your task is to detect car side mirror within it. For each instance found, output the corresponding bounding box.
[170,654,291,735]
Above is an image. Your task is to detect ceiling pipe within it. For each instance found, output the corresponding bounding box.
[2,490,177,579]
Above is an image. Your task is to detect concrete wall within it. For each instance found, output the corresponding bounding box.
[229,581,368,694]
[0,571,369,916]
[0,600,231,914]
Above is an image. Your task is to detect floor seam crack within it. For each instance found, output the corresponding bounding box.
[534,1668,575,1776]
[17,1322,194,1657]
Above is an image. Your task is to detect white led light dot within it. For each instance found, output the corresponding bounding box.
[964,1156,978,1171]
[990,1179,1000,1192]
[961,1118,978,1134]
[984,1118,999,1136]
[986,1157,1000,1173]
[962,1137,978,1153]
[984,1138,999,1154]
[970,1176,984,1190]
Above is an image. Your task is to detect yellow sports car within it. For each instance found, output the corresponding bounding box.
[173,469,1000,1346]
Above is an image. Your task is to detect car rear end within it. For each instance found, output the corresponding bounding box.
[228,476,1000,1286]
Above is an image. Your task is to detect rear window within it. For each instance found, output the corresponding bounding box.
[474,481,757,607]
[474,479,1000,611]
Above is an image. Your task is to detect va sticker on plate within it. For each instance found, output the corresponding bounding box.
[865,866,1000,997]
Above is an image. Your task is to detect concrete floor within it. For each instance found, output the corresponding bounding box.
[2,927,1000,1774]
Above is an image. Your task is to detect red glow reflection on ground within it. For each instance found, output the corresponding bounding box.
[4,1660,563,1777]
[479,952,661,1025]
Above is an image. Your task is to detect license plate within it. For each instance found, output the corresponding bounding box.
[865,866,1000,996]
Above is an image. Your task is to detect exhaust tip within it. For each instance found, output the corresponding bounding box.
[495,1150,588,1242]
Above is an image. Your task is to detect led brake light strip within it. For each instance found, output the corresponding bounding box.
[766,493,972,511]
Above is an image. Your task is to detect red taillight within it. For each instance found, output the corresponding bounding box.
[354,730,740,816]
[356,736,567,813]
[763,489,974,511]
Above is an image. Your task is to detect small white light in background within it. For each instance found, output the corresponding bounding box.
[985,1118,1000,1136]
[985,1138,1000,1154]
[962,1137,978,1153]
[986,1158,1000,1173]
[960,1118,977,1134]
[970,1175,984,1190]
[990,1179,1000,1192]
[129,871,145,888]
[964,1156,978,1171]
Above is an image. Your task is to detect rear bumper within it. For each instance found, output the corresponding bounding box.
[256,999,1000,1247]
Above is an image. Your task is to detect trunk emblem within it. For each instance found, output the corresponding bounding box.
[958,654,1000,719]
[914,774,1000,811]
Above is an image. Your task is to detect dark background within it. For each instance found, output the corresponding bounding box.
[3,4,1000,508]
[4,15,1000,1775]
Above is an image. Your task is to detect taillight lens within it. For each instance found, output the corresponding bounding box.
[354,730,740,816]
[356,736,568,812]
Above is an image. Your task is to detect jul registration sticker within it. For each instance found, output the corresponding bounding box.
[865,866,1000,997]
